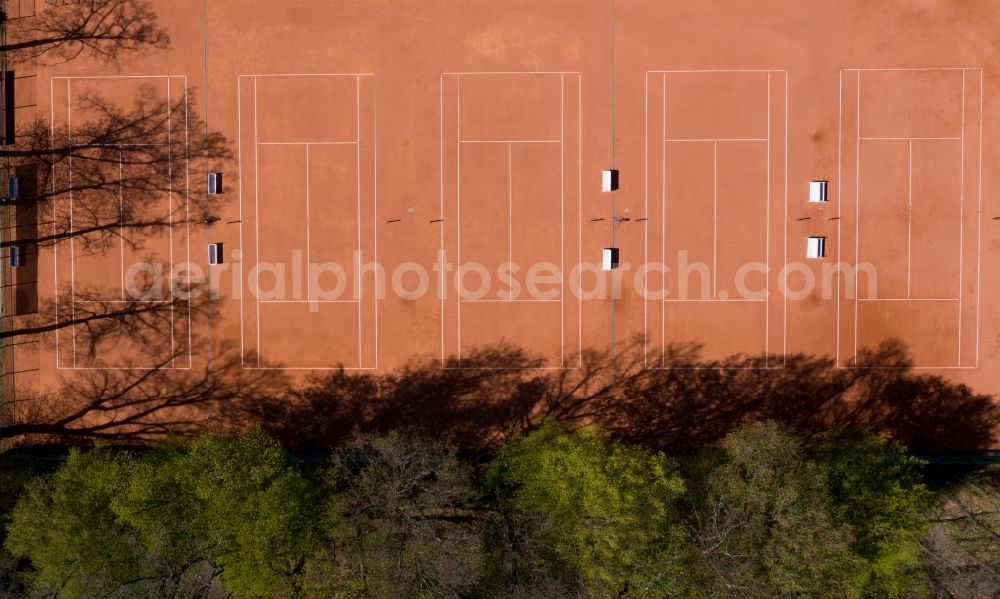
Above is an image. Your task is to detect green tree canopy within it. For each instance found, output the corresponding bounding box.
[1,422,956,598]
[5,428,321,598]
[483,423,694,597]
[816,429,932,596]
[5,448,151,598]
[683,421,865,598]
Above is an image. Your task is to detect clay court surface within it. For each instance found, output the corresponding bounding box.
[48,75,192,369]
[7,0,1000,428]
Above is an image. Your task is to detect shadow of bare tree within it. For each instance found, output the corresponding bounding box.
[0,337,289,444]
[0,3,995,459]
[3,0,169,67]
[0,86,234,443]
[227,338,1000,453]
[0,1,250,450]
[4,85,228,251]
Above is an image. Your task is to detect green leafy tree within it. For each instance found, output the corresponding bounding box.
[483,423,694,597]
[0,454,51,596]
[5,428,320,598]
[816,429,932,597]
[118,428,322,597]
[4,448,157,598]
[683,421,864,598]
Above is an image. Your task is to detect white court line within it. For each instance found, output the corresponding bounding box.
[251,367,378,371]
[167,77,175,367]
[836,71,842,366]
[653,365,783,371]
[666,137,767,142]
[257,141,356,145]
[64,366,197,371]
[56,75,192,370]
[712,141,717,297]
[90,300,173,303]
[859,298,960,302]
[356,75,362,369]
[841,67,982,369]
[262,300,360,304]
[253,77,261,367]
[845,67,977,72]
[305,144,311,299]
[445,71,580,369]
[643,72,648,368]
[182,76,191,368]
[648,69,785,73]
[52,75,186,79]
[68,80,76,367]
[243,73,376,369]
[560,73,565,367]
[442,71,577,75]
[958,71,966,363]
[462,299,561,303]
[241,73,375,77]
[50,80,58,367]
[577,73,583,367]
[118,149,124,301]
[661,74,666,364]
[456,76,462,361]
[765,71,771,365]
[651,70,782,369]
[849,366,981,370]
[460,139,560,144]
[373,76,379,370]
[78,143,167,147]
[663,299,766,303]
[854,70,860,363]
[507,143,512,290]
[860,136,960,140]
[907,140,912,298]
[975,68,983,368]
[439,74,445,365]
[237,76,245,366]
[442,366,586,371]
[782,70,788,366]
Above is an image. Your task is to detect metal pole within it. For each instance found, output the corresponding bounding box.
[608,0,617,388]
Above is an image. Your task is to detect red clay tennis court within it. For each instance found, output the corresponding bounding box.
[3,0,1000,449]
